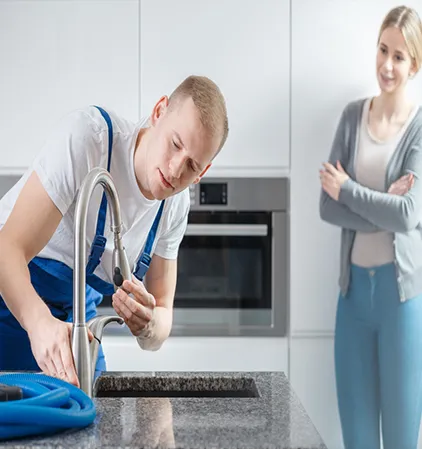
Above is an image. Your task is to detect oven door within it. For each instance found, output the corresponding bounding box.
[171,211,286,336]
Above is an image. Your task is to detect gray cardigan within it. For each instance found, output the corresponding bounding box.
[320,98,422,301]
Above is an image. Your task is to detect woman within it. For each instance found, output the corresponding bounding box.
[319,6,422,449]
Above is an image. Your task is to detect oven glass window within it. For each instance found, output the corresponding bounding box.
[175,212,271,310]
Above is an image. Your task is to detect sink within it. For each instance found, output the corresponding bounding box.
[94,375,260,398]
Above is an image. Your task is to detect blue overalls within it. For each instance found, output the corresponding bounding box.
[0,106,165,377]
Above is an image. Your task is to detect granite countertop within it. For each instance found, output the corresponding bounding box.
[1,371,327,449]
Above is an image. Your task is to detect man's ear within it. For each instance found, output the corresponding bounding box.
[193,163,212,184]
[150,96,169,126]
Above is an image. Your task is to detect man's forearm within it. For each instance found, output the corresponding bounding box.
[136,305,173,351]
[0,235,50,332]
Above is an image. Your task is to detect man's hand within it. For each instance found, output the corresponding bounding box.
[320,160,350,201]
[27,313,82,386]
[112,275,156,337]
[388,173,414,195]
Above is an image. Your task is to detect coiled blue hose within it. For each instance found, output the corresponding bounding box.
[0,373,96,441]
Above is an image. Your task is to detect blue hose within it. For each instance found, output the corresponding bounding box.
[0,373,96,441]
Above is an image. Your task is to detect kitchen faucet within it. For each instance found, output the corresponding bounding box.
[72,167,132,397]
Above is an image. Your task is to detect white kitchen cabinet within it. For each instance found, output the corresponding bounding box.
[289,338,343,449]
[0,0,139,172]
[139,0,289,172]
[290,0,375,336]
[102,336,288,373]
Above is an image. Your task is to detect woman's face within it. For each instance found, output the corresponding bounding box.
[376,26,415,95]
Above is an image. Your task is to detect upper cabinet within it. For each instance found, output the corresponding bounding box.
[0,1,289,173]
[0,1,139,171]
[139,0,290,172]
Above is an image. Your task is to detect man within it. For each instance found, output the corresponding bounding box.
[0,75,228,386]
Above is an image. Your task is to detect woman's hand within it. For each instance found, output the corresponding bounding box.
[320,160,350,201]
[112,275,156,338]
[388,173,414,195]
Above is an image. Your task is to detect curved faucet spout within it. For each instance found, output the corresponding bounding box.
[72,167,131,397]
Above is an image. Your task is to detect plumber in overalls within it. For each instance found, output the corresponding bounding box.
[0,75,229,386]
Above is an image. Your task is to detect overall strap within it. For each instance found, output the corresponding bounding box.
[133,200,165,281]
[86,106,113,276]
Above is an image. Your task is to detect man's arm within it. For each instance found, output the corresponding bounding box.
[113,254,176,351]
[138,255,176,351]
[112,196,188,350]
[0,171,80,384]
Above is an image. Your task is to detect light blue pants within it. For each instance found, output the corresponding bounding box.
[335,263,422,449]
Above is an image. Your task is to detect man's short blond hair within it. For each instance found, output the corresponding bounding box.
[168,75,229,156]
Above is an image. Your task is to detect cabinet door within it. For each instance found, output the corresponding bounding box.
[289,338,343,449]
[140,0,289,171]
[102,336,288,373]
[0,0,139,171]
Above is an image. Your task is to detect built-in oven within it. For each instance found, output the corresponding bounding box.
[100,177,289,337]
[171,177,289,336]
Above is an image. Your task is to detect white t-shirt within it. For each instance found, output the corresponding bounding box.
[0,106,190,284]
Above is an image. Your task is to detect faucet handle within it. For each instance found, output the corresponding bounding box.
[87,315,125,378]
[88,315,125,342]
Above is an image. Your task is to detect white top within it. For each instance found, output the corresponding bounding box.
[0,106,190,283]
[351,98,418,267]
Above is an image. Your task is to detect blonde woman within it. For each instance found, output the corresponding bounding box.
[320,6,422,449]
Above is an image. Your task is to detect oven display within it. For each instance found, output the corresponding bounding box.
[200,183,227,205]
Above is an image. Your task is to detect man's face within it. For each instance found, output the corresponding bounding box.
[141,96,220,201]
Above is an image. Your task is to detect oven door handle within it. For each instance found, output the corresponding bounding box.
[185,224,268,236]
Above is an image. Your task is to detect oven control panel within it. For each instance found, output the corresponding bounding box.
[188,177,287,211]
[189,182,228,206]
[199,182,227,205]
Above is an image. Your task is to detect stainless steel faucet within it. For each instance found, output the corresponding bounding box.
[72,167,132,397]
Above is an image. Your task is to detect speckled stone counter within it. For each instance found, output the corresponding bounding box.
[0,371,327,449]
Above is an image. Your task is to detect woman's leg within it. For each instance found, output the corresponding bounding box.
[335,265,381,449]
[377,268,422,449]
